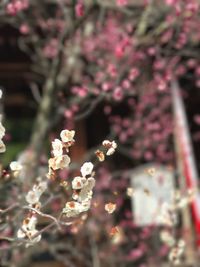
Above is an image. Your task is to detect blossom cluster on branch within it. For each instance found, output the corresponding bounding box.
[0,106,117,249]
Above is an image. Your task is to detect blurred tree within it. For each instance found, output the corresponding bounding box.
[0,0,200,266]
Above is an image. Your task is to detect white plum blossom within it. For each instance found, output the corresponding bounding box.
[168,240,185,265]
[74,177,95,202]
[36,180,47,193]
[0,122,5,139]
[26,229,41,244]
[17,229,26,239]
[25,216,37,230]
[72,176,86,190]
[18,179,48,244]
[10,161,23,171]
[26,190,41,204]
[26,180,47,204]
[62,200,92,217]
[0,139,6,153]
[105,203,116,214]
[0,91,5,153]
[56,155,71,169]
[49,154,70,170]
[64,171,95,218]
[102,140,117,156]
[48,158,57,170]
[17,216,41,243]
[32,180,47,197]
[80,162,94,177]
[107,143,117,155]
[0,121,5,153]
[95,149,105,162]
[60,129,75,143]
[52,138,63,157]
[62,201,83,218]
[46,167,55,180]
[78,200,91,213]
[49,158,59,170]
[48,130,72,179]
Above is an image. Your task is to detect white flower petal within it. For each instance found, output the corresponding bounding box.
[10,161,23,171]
[72,176,86,190]
[17,229,26,239]
[26,190,40,204]
[60,130,75,143]
[52,139,63,157]
[80,162,93,177]
[0,140,5,153]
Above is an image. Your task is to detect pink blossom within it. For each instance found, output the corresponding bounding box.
[115,45,124,58]
[195,66,200,76]
[6,3,16,15]
[113,87,123,101]
[165,0,177,6]
[147,47,156,56]
[127,248,144,260]
[187,59,197,68]
[196,80,200,88]
[116,0,128,7]
[64,109,73,119]
[194,115,200,125]
[75,2,84,17]
[129,68,140,81]
[20,24,30,34]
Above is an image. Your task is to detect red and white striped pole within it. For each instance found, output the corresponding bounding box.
[172,81,200,246]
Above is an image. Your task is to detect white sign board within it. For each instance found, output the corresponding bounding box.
[131,163,175,226]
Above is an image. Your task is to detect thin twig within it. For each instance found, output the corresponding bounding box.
[0,203,19,215]
[23,206,61,229]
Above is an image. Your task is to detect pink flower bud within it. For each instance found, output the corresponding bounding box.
[75,3,84,17]
[6,3,16,16]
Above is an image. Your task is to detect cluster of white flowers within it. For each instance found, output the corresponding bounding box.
[158,189,196,227]
[160,229,186,265]
[14,129,117,244]
[62,162,95,217]
[158,189,195,265]
[173,189,195,209]
[169,240,185,265]
[95,140,117,162]
[47,130,75,179]
[16,130,76,243]
[25,180,47,205]
[17,216,42,245]
[17,178,47,244]
[0,90,6,153]
[0,121,5,153]
[102,140,117,156]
